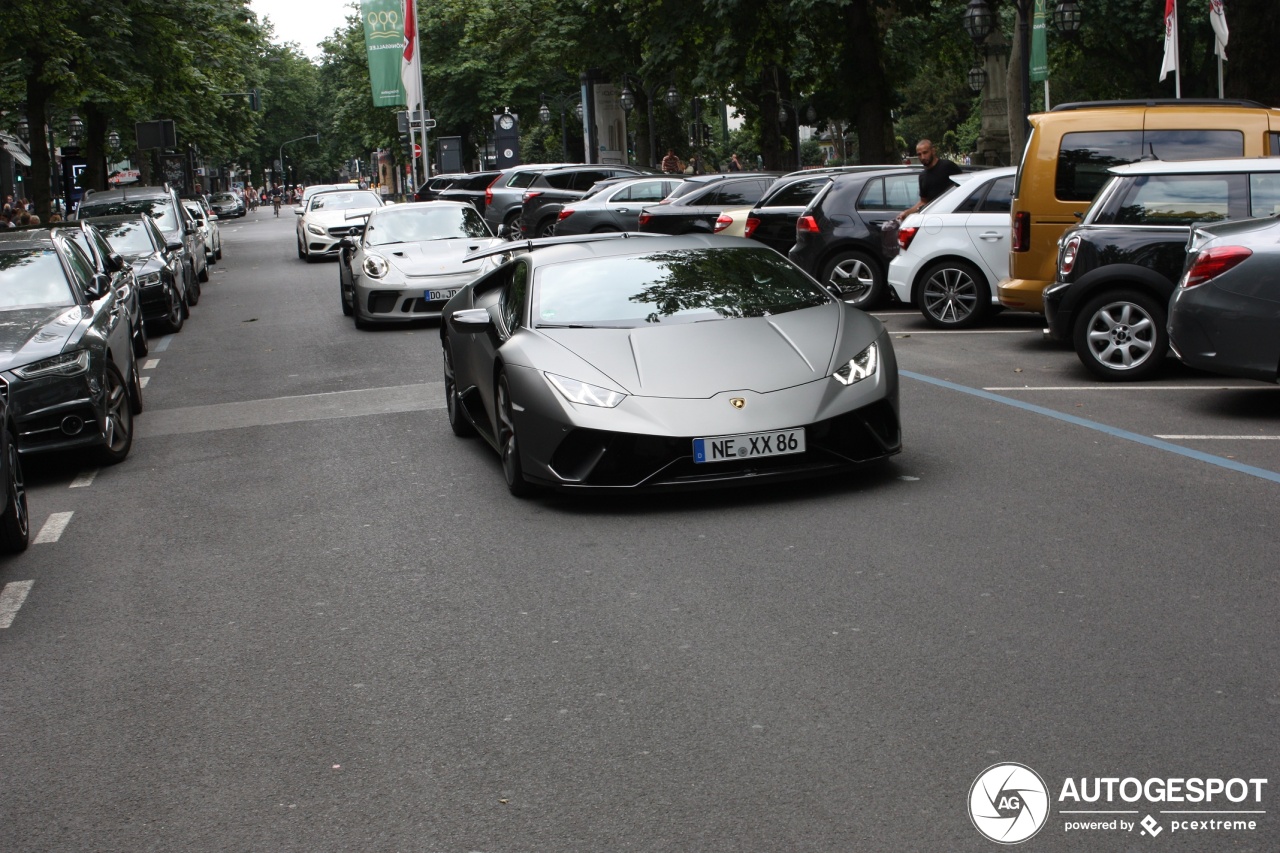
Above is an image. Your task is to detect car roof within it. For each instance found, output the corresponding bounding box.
[1108,157,1280,176]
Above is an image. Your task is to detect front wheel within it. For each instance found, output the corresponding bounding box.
[0,438,29,553]
[155,281,185,334]
[496,373,535,497]
[185,262,201,306]
[1072,289,1168,381]
[198,260,209,283]
[97,361,134,465]
[917,259,991,329]
[537,219,556,238]
[821,250,885,309]
[443,340,475,437]
[339,273,353,317]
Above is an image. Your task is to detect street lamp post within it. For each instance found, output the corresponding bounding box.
[538,92,581,162]
[777,99,808,171]
[618,75,677,169]
[278,133,320,190]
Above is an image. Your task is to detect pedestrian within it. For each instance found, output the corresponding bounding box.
[728,153,743,172]
[660,148,682,174]
[686,154,703,175]
[896,138,962,222]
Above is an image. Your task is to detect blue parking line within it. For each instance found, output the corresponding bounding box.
[901,370,1280,485]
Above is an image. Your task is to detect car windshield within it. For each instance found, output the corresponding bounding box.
[365,206,491,246]
[534,248,829,329]
[212,194,236,204]
[0,250,76,308]
[309,192,380,212]
[79,198,177,231]
[95,221,154,255]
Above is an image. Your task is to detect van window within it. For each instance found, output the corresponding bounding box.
[1269,133,1280,157]
[1094,174,1247,227]
[1055,131,1143,202]
[1142,130,1242,161]
[1249,173,1280,218]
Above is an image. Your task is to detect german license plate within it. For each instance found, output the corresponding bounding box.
[426,288,460,302]
[693,428,805,464]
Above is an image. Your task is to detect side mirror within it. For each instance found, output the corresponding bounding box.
[339,236,356,250]
[293,207,304,216]
[208,214,218,221]
[86,272,111,300]
[165,240,184,253]
[105,252,125,273]
[450,307,492,332]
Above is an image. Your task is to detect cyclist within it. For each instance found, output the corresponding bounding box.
[271,184,283,217]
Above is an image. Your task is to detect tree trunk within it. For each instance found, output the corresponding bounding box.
[843,0,892,164]
[759,74,785,170]
[24,70,53,219]
[83,105,108,193]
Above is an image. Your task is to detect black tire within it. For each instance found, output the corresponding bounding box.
[0,437,29,554]
[352,294,370,330]
[821,249,885,309]
[128,356,144,416]
[496,372,535,497]
[537,218,556,238]
[185,262,200,306]
[214,243,223,260]
[96,361,134,465]
[591,225,620,233]
[132,318,149,358]
[340,274,353,316]
[297,234,306,259]
[503,213,521,241]
[154,281,185,335]
[198,260,209,283]
[443,340,476,437]
[916,259,992,329]
[1072,289,1168,382]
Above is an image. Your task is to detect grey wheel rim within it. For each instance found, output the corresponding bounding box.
[830,258,875,302]
[103,367,132,453]
[1085,300,1157,371]
[922,267,979,324]
[496,379,519,485]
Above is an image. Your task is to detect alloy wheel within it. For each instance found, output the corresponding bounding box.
[1083,300,1157,371]
[922,267,980,325]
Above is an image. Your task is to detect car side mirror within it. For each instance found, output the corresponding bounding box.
[106,252,125,273]
[208,214,218,221]
[293,207,304,215]
[86,272,111,300]
[450,308,492,332]
[339,236,356,250]
[165,240,184,253]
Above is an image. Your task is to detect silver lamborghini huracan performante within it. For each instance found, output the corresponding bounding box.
[440,234,901,495]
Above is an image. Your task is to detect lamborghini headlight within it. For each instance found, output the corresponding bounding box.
[362,254,389,279]
[13,349,91,380]
[545,373,626,408]
[832,342,878,386]
[306,222,327,236]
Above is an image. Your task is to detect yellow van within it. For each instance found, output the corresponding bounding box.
[999,99,1280,313]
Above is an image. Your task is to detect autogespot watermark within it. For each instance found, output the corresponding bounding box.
[968,764,1268,844]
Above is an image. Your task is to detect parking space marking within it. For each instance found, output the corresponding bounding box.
[152,335,174,353]
[0,580,33,629]
[903,370,1280,485]
[1156,435,1280,440]
[985,385,1277,391]
[69,469,99,488]
[33,512,74,544]
[139,376,150,388]
[142,359,159,370]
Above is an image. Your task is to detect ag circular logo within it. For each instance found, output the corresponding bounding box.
[969,763,1050,844]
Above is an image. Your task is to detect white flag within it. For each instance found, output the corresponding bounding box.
[1160,0,1179,82]
[1209,0,1229,59]
[401,0,422,111]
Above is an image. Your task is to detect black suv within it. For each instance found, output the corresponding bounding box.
[636,173,779,235]
[1043,158,1280,381]
[518,165,645,238]
[747,166,914,256]
[787,168,922,309]
[435,171,501,212]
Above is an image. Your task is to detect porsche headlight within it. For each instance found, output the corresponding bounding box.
[136,271,162,286]
[545,373,626,408]
[14,349,91,380]
[832,342,878,386]
[306,222,327,236]
[362,254,389,279]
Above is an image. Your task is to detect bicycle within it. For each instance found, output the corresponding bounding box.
[272,197,281,217]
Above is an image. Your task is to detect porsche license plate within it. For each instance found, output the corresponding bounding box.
[693,428,805,464]
[426,288,460,302]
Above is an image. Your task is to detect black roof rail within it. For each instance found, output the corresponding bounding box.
[463,231,660,263]
[1050,98,1270,112]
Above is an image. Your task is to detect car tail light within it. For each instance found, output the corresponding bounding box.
[638,212,652,226]
[1181,245,1252,288]
[558,208,575,221]
[898,226,918,251]
[797,215,819,233]
[744,217,761,238]
[522,191,542,202]
[484,174,501,206]
[1059,234,1081,276]
[1012,211,1030,252]
[713,214,733,233]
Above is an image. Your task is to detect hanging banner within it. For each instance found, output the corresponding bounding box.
[1029,0,1048,83]
[362,0,407,107]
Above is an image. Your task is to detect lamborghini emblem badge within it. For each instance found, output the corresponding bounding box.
[730,397,746,409]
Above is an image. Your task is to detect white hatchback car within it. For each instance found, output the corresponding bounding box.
[888,166,1016,328]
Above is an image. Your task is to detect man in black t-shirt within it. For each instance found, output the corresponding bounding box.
[895,139,962,221]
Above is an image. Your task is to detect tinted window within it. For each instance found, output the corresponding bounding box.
[533,248,829,328]
[543,172,577,190]
[954,182,986,213]
[0,250,76,307]
[1249,173,1280,218]
[1270,133,1280,157]
[63,240,95,291]
[703,181,768,206]
[508,171,540,188]
[97,221,155,255]
[1056,131,1143,202]
[978,176,1015,213]
[614,181,670,203]
[761,178,827,208]
[859,175,917,211]
[570,171,614,191]
[80,197,178,231]
[1142,129,1243,161]
[502,262,528,331]
[465,173,499,190]
[1096,174,1247,226]
[63,228,94,262]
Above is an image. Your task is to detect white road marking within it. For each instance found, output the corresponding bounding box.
[139,376,151,388]
[142,359,159,369]
[985,385,1277,391]
[0,580,34,629]
[69,469,99,488]
[33,512,74,544]
[1156,435,1280,440]
[152,335,174,353]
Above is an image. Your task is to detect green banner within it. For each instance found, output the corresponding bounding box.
[1029,0,1048,83]
[362,0,406,108]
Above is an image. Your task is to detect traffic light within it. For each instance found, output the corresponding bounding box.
[249,89,260,111]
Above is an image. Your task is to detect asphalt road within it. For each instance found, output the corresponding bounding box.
[1,209,1277,852]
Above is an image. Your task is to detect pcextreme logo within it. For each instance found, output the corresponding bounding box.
[969,763,1269,844]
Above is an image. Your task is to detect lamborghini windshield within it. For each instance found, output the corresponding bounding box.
[534,248,830,328]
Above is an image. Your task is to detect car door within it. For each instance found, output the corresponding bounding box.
[605,180,674,230]
[963,174,1015,283]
